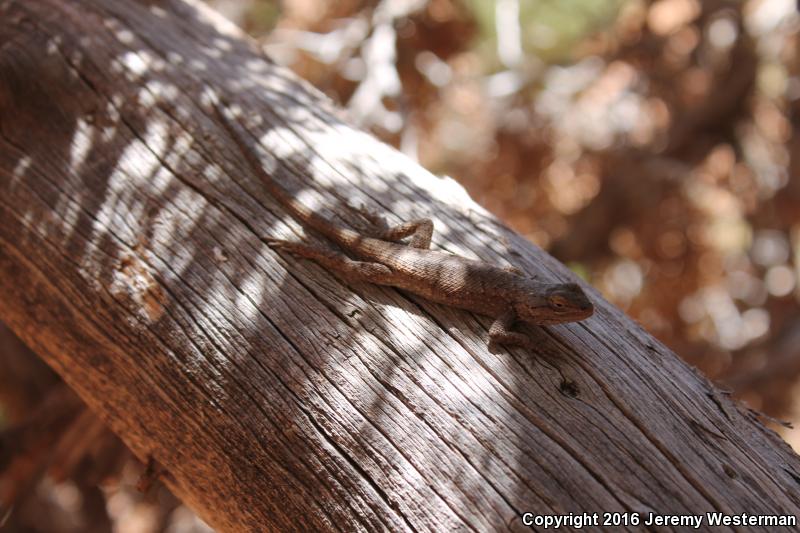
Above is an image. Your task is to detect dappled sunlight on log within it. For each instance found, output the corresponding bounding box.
[3,0,800,531]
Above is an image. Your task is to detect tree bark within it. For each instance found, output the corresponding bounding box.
[1,1,799,531]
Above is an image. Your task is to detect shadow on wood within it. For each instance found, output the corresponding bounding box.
[1,0,799,531]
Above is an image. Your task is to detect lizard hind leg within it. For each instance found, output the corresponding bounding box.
[353,205,433,249]
[503,265,525,276]
[266,238,395,284]
[378,219,434,249]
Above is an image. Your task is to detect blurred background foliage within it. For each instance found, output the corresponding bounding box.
[242,0,800,439]
[3,0,800,531]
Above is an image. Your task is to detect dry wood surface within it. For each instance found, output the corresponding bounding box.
[1,0,800,531]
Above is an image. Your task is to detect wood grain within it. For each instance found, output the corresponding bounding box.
[1,0,799,531]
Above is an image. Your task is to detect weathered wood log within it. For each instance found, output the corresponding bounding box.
[2,0,800,531]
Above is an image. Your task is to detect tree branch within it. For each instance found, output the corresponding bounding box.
[1,0,799,531]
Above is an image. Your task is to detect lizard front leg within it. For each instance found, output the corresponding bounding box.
[266,238,395,284]
[488,308,533,350]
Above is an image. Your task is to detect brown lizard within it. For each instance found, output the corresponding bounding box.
[216,107,594,349]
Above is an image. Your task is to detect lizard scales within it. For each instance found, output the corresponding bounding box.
[216,106,593,349]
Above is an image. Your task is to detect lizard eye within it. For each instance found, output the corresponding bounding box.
[549,295,569,311]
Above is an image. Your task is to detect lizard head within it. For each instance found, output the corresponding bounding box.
[513,282,594,325]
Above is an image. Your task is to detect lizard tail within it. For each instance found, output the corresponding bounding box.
[267,183,365,249]
[215,106,364,250]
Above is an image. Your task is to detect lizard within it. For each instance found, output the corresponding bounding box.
[215,106,594,349]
